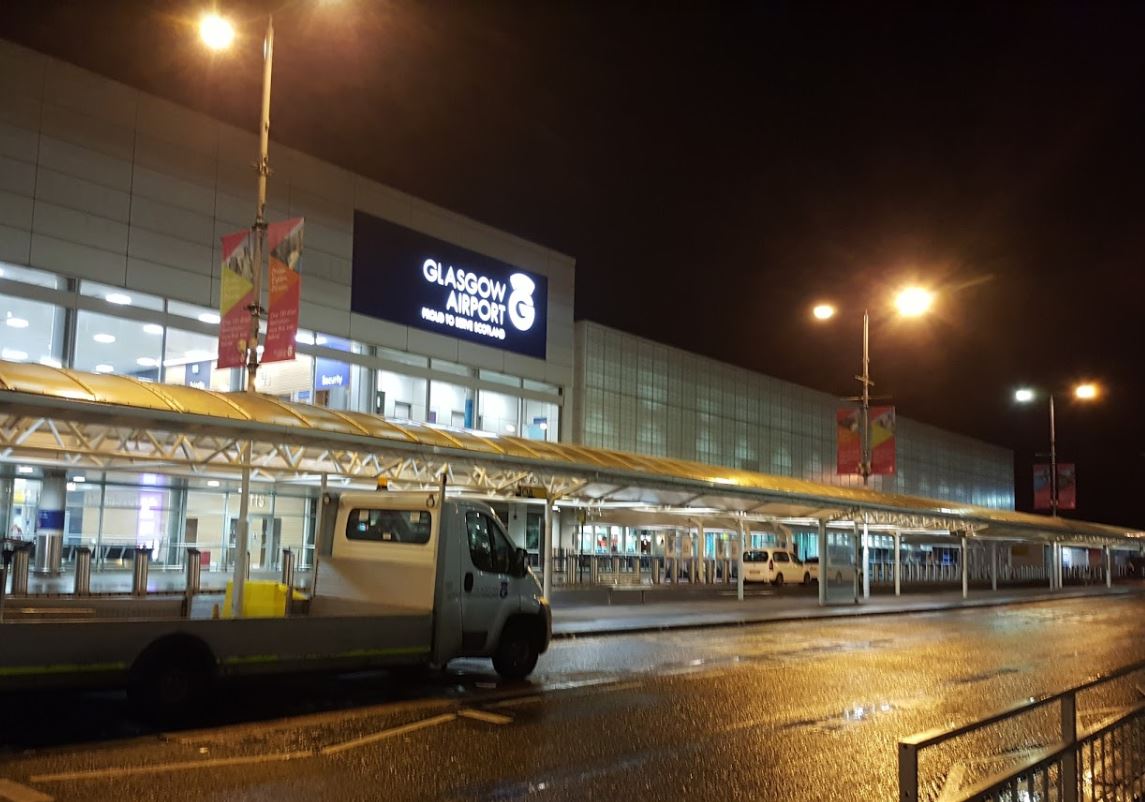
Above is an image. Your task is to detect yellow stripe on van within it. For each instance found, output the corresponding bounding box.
[0,661,127,677]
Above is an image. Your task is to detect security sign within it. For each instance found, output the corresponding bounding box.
[351,211,548,358]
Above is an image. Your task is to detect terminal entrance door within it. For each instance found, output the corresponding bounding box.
[227,515,283,571]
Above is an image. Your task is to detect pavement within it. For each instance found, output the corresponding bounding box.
[547,583,1144,636]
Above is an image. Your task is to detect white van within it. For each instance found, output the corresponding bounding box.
[741,549,814,586]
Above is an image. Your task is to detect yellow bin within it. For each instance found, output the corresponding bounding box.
[221,580,290,618]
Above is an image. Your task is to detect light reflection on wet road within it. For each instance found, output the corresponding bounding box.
[2,595,1144,802]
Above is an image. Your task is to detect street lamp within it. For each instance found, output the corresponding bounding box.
[198,9,279,618]
[1014,383,1102,517]
[811,286,936,486]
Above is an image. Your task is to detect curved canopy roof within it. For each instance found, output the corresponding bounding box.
[0,360,1141,546]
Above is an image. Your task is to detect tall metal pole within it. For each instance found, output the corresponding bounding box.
[232,15,275,619]
[542,497,554,601]
[1049,393,1058,518]
[860,309,871,487]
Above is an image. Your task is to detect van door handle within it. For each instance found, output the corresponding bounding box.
[464,572,474,592]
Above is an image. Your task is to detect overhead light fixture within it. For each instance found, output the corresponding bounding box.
[505,424,516,433]
[38,356,62,368]
[105,292,132,305]
[5,317,28,328]
[136,357,159,367]
[16,466,33,475]
[315,335,328,345]
[206,480,221,488]
[295,332,315,345]
[1,348,28,361]
[143,323,163,335]
[72,475,86,483]
[811,303,836,321]
[93,333,116,344]
[94,363,114,373]
[198,312,221,324]
[1014,388,1035,403]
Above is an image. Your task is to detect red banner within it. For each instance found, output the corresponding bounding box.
[870,405,896,475]
[217,229,254,369]
[262,217,304,364]
[1057,463,1076,510]
[1033,463,1076,511]
[836,408,861,474]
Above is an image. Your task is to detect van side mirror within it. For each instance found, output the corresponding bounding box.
[513,547,528,577]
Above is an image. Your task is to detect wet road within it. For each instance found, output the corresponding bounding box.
[2,594,1144,802]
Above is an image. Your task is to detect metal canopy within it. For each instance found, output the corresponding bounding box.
[0,361,1141,548]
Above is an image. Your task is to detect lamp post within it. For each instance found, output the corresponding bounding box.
[199,11,276,618]
[812,287,934,601]
[1015,383,1100,517]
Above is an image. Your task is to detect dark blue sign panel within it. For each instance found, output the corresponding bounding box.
[351,211,548,359]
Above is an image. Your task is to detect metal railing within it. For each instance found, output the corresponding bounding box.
[899,659,1145,802]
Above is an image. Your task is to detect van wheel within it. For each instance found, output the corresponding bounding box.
[129,636,215,723]
[773,573,784,587]
[493,623,539,680]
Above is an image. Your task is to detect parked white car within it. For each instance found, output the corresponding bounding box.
[803,557,855,585]
[742,549,814,586]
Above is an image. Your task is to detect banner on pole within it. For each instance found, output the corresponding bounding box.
[1057,463,1077,510]
[1033,464,1053,510]
[262,217,304,364]
[870,405,896,475]
[836,407,861,475]
[217,229,255,369]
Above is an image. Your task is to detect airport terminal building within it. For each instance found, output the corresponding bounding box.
[0,38,1016,573]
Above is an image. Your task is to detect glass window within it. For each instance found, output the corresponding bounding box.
[431,359,470,377]
[0,263,62,289]
[465,511,512,574]
[164,327,238,391]
[744,550,769,563]
[430,379,473,428]
[523,378,558,394]
[523,397,558,441]
[80,280,163,311]
[378,347,426,368]
[479,370,521,388]
[74,310,162,378]
[0,294,65,366]
[345,508,431,544]
[774,552,790,563]
[378,370,427,421]
[479,388,520,434]
[167,299,221,326]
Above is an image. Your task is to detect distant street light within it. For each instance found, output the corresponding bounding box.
[199,13,235,51]
[1014,383,1102,517]
[812,303,836,321]
[893,286,935,318]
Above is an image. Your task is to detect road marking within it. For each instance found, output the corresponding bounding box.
[457,709,512,725]
[319,713,456,756]
[0,780,52,802]
[31,751,314,783]
[936,763,967,802]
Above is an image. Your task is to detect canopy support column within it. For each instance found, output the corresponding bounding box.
[961,534,968,599]
[991,540,997,592]
[736,520,745,602]
[542,496,554,601]
[1104,545,1112,589]
[893,531,901,597]
[818,518,828,607]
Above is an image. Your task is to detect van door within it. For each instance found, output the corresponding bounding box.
[459,509,515,653]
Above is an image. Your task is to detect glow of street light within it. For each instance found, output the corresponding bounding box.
[1014,388,1035,403]
[199,13,235,51]
[894,287,935,317]
[811,303,836,321]
[1074,383,1099,401]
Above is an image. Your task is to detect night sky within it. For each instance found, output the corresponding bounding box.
[3,1,1144,527]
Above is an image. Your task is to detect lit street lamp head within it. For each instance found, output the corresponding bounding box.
[811,303,836,321]
[199,13,235,50]
[1014,388,1035,403]
[1074,382,1099,401]
[893,286,935,317]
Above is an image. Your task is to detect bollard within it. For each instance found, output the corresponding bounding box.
[723,558,732,584]
[590,555,600,585]
[131,548,151,596]
[10,548,29,596]
[281,547,296,589]
[185,547,202,597]
[612,555,621,576]
[73,546,92,596]
[651,557,661,585]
